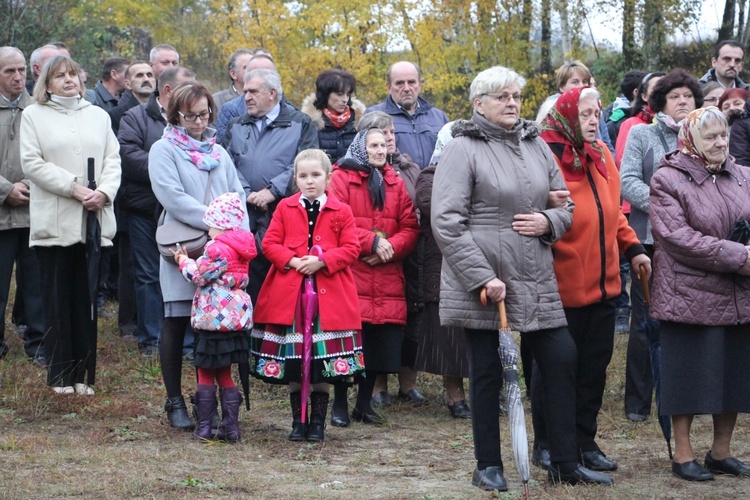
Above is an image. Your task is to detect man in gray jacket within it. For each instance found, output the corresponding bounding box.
[223,68,318,302]
[212,48,253,115]
[0,47,46,365]
[366,61,449,169]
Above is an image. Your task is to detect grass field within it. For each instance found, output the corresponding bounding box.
[2,300,749,499]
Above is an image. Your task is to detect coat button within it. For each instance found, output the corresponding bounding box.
[71,128,77,133]
[314,235,321,241]
[74,148,81,155]
[320,288,327,294]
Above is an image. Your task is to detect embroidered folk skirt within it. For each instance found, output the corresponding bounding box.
[250,316,364,384]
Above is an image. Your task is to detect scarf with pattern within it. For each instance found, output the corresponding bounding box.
[323,106,352,129]
[678,107,726,174]
[539,87,607,182]
[163,124,221,171]
[337,128,386,209]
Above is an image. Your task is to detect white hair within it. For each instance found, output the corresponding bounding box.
[470,66,526,101]
[244,69,283,102]
[579,87,600,103]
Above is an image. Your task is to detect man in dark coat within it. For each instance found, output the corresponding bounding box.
[117,66,195,355]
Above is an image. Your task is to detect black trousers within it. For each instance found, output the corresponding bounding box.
[0,228,46,358]
[532,300,616,453]
[465,326,578,468]
[36,244,97,387]
[624,246,654,416]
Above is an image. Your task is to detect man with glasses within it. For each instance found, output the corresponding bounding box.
[222,68,318,303]
[366,61,449,170]
[699,40,748,89]
[116,66,196,356]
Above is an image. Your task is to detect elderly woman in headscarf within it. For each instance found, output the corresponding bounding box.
[432,66,612,491]
[329,128,419,425]
[650,107,750,481]
[539,86,651,474]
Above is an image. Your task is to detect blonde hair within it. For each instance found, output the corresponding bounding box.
[33,55,83,103]
[294,149,332,177]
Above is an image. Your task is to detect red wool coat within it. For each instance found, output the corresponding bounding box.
[330,164,420,324]
[253,192,362,331]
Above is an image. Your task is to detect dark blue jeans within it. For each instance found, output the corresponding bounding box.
[128,212,163,349]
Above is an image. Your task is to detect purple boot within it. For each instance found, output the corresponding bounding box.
[217,387,243,444]
[192,384,218,441]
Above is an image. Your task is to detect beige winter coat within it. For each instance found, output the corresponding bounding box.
[431,114,573,332]
[0,90,33,231]
[20,98,121,247]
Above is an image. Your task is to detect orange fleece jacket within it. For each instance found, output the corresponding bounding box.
[551,144,642,308]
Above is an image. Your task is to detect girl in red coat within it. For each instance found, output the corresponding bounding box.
[251,149,364,442]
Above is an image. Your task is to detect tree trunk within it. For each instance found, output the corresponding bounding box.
[738,0,746,40]
[522,0,533,64]
[719,0,736,41]
[541,0,552,73]
[622,0,636,68]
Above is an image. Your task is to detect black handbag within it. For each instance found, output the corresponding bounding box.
[156,170,213,261]
[727,220,750,245]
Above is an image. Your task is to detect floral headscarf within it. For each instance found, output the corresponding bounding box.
[539,87,607,182]
[337,128,386,209]
[163,124,221,171]
[678,107,727,174]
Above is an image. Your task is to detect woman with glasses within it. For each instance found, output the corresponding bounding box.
[149,83,249,430]
[539,86,650,476]
[432,66,612,491]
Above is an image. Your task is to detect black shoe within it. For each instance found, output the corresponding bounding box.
[288,422,307,441]
[532,447,551,471]
[372,390,392,408]
[548,464,614,486]
[351,407,386,425]
[330,406,350,427]
[672,460,714,481]
[448,400,471,419]
[164,396,195,431]
[581,450,618,471]
[705,452,750,477]
[626,412,648,422]
[29,354,48,367]
[471,466,507,491]
[397,388,427,406]
[139,345,159,358]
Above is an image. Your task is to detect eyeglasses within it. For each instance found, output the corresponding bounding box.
[178,110,211,122]
[704,96,719,103]
[484,93,523,104]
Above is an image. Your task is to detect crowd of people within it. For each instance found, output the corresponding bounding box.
[1,37,750,491]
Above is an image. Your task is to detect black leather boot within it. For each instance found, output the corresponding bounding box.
[308,392,329,442]
[191,384,217,441]
[164,395,195,431]
[330,383,350,427]
[288,391,307,441]
[216,387,242,443]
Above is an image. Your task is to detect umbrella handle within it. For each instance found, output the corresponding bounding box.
[310,245,323,258]
[639,263,651,304]
[479,287,509,330]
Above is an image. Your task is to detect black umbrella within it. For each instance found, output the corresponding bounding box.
[85,158,101,321]
[237,356,250,410]
[727,220,750,244]
[640,264,672,460]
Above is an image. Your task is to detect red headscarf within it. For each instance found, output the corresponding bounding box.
[539,87,607,182]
